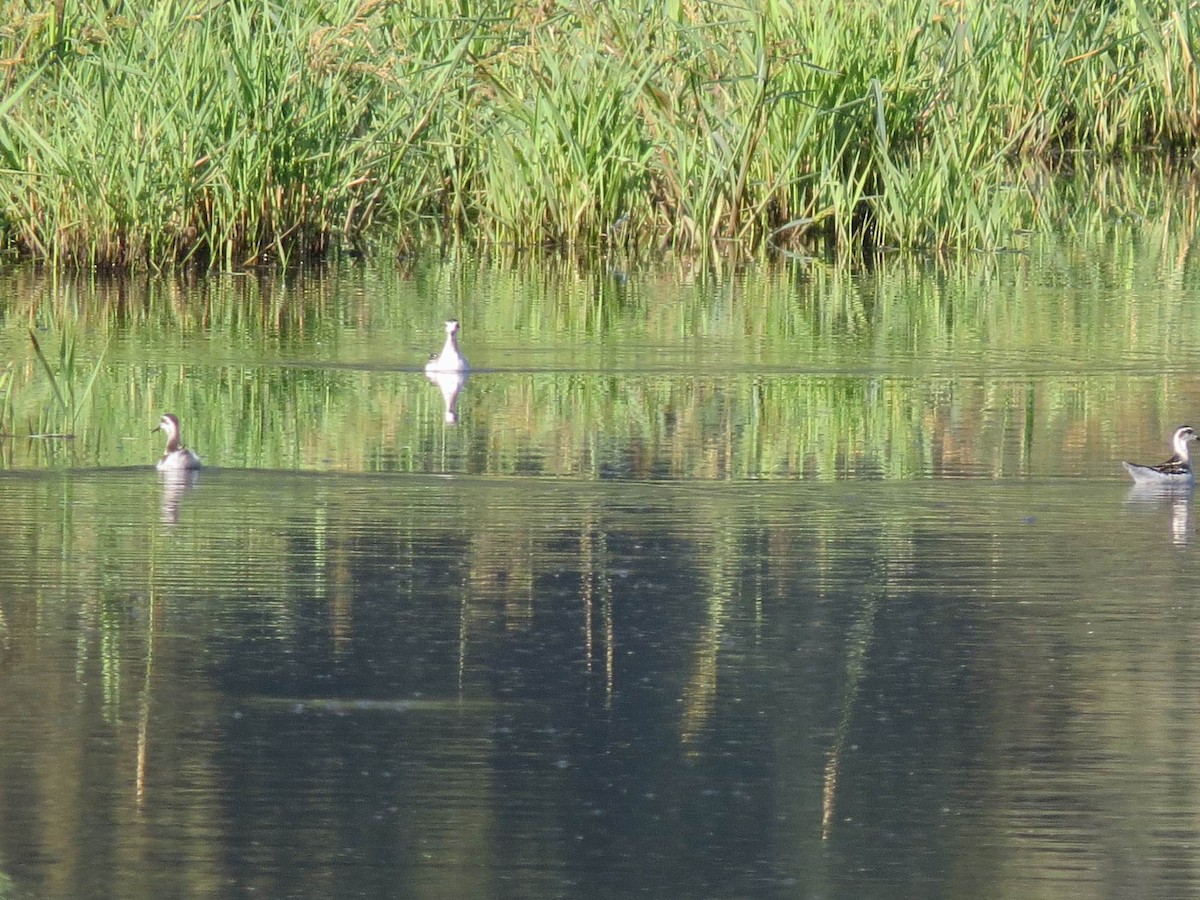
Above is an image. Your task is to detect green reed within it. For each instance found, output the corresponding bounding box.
[2,0,1199,266]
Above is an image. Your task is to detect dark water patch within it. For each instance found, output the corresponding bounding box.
[0,471,1197,896]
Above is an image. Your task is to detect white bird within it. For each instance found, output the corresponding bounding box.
[1122,425,1198,485]
[424,320,468,374]
[154,413,203,471]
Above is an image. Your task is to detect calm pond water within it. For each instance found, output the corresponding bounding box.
[2,228,1200,898]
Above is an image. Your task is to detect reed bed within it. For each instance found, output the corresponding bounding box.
[1,0,1199,268]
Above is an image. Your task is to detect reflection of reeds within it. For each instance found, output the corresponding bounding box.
[28,327,108,436]
[0,366,12,437]
[3,2,1200,265]
[2,202,1199,471]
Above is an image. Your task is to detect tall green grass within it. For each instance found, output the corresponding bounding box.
[1,0,1199,267]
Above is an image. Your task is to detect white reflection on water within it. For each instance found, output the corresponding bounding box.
[158,469,200,524]
[1125,484,1193,545]
[426,369,467,424]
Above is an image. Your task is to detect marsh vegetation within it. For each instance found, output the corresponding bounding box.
[2,0,1199,268]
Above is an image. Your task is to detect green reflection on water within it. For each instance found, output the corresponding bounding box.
[1,198,1199,479]
[3,182,1200,896]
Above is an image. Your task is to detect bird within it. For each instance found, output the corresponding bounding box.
[424,320,468,374]
[154,413,203,471]
[1122,425,1199,484]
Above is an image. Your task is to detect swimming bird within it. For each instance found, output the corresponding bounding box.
[154,413,203,471]
[1122,425,1198,484]
[424,320,468,374]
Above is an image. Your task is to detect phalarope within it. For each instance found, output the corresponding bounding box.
[154,413,203,471]
[424,320,468,374]
[1123,425,1198,484]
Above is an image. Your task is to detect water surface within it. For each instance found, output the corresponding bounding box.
[1,229,1200,898]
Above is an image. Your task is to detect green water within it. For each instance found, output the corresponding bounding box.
[2,230,1200,898]
[4,232,1200,477]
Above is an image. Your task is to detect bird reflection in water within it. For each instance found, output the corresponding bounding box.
[1126,482,1193,546]
[159,469,199,525]
[426,369,467,424]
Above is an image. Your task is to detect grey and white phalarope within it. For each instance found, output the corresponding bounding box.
[154,413,203,471]
[424,320,468,374]
[1123,425,1198,485]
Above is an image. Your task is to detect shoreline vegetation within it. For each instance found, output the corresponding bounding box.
[1,0,1199,270]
